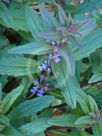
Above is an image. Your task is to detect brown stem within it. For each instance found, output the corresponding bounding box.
[80,80,102,88]
[45,126,73,135]
[51,103,66,109]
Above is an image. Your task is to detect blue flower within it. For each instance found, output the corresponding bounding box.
[53,53,61,63]
[49,53,53,59]
[37,92,43,97]
[33,80,39,86]
[38,64,46,71]
[49,53,61,63]
[44,60,48,65]
[51,41,57,46]
[38,61,49,71]
[30,86,37,94]
[37,89,44,97]
[67,24,76,33]
[40,74,44,83]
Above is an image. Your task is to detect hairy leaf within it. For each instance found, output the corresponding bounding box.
[52,60,76,109]
[2,85,24,113]
[19,118,50,135]
[8,95,55,120]
[72,29,102,60]
[2,126,23,136]
[25,7,44,40]
[8,42,51,55]
[39,6,60,29]
[47,114,78,127]
[0,56,37,76]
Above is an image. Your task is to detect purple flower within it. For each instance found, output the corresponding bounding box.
[51,41,57,46]
[37,89,44,97]
[37,92,43,97]
[49,53,53,59]
[30,86,37,94]
[49,53,61,63]
[38,65,43,71]
[38,88,44,93]
[33,80,39,86]
[38,65,45,71]
[44,60,48,64]
[53,46,59,52]
[53,54,61,63]
[42,63,46,70]
[38,61,49,71]
[40,74,44,83]
[67,24,76,33]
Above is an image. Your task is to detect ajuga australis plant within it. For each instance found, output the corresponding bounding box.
[0,0,102,136]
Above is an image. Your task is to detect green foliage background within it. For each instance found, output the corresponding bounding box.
[0,0,102,135]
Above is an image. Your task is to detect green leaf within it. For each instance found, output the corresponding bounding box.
[8,41,52,55]
[59,46,76,77]
[8,95,55,120]
[35,0,56,4]
[0,115,10,131]
[71,130,90,136]
[38,108,53,118]
[0,36,9,50]
[68,35,84,50]
[2,126,23,136]
[96,12,102,27]
[39,6,60,29]
[19,118,50,135]
[0,83,2,100]
[10,8,29,32]
[18,31,33,42]
[0,3,14,28]
[25,7,44,40]
[73,0,102,15]
[47,114,77,127]
[72,29,102,60]
[34,131,45,136]
[75,15,96,37]
[88,95,98,112]
[89,73,102,83]
[76,89,90,114]
[0,56,37,76]
[58,5,68,26]
[37,31,61,41]
[50,130,70,136]
[2,85,24,114]
[0,134,5,136]
[92,123,102,136]
[0,115,9,127]
[75,115,93,125]
[52,60,76,109]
